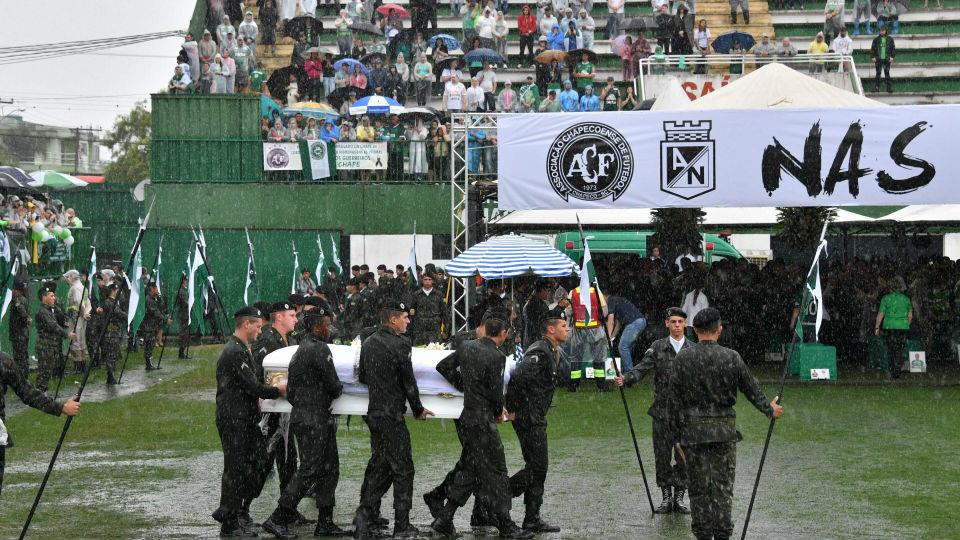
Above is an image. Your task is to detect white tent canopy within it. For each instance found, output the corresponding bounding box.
[650,77,691,111]
[673,63,887,110]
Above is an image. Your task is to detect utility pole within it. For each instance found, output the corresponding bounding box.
[73,126,102,174]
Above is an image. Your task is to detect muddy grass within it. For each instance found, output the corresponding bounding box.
[2,345,958,539]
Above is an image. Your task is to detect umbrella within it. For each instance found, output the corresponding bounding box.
[463,48,504,65]
[334,57,369,74]
[428,34,460,51]
[284,15,324,40]
[360,52,387,66]
[535,49,567,64]
[350,21,383,36]
[435,55,463,71]
[261,94,284,119]
[445,235,580,279]
[711,31,757,54]
[266,65,308,101]
[325,86,372,111]
[624,16,657,31]
[566,48,598,63]
[349,94,405,116]
[300,46,323,60]
[284,101,341,123]
[0,167,44,198]
[399,107,441,121]
[610,35,631,55]
[387,28,417,58]
[28,171,89,190]
[376,3,409,17]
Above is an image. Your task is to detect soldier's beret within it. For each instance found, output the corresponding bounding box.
[481,308,510,324]
[303,307,330,325]
[270,301,295,314]
[287,293,306,306]
[692,307,721,329]
[13,279,27,291]
[382,300,408,313]
[665,307,688,320]
[253,301,273,317]
[305,296,326,308]
[234,305,262,318]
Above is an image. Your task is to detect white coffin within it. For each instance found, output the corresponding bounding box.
[260,343,516,419]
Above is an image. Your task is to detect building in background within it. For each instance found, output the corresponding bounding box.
[0,115,105,174]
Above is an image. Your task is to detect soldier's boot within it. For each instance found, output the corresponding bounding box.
[261,517,298,539]
[730,10,737,23]
[391,509,420,538]
[423,489,446,519]
[352,507,375,538]
[470,504,496,528]
[655,487,674,514]
[521,514,560,533]
[315,506,349,537]
[673,488,691,514]
[145,358,156,371]
[496,515,534,540]
[296,510,317,525]
[219,522,259,538]
[239,501,260,530]
[106,368,118,385]
[430,501,458,537]
[743,10,750,23]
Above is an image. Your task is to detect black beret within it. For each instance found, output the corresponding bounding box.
[287,293,306,306]
[305,296,326,308]
[270,301,295,314]
[253,301,273,316]
[382,300,408,313]
[303,307,331,325]
[13,278,27,290]
[481,308,510,324]
[692,307,721,329]
[664,307,688,320]
[234,305,262,318]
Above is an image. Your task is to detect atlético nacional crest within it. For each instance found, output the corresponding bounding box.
[660,120,716,200]
[547,122,633,202]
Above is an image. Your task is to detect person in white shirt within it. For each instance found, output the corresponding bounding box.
[477,62,498,110]
[681,287,709,337]
[466,76,486,111]
[675,251,703,271]
[578,9,596,50]
[830,26,854,72]
[540,8,559,38]
[238,11,259,56]
[476,7,496,46]
[607,0,625,39]
[443,75,468,112]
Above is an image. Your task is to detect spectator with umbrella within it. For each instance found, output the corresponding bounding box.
[711,30,755,54]
[349,63,369,89]
[465,36,484,75]
[429,33,460,52]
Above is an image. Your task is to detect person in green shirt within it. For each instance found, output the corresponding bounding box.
[875,276,912,379]
[250,62,266,93]
[599,77,621,111]
[538,90,561,112]
[382,115,407,182]
[573,52,594,91]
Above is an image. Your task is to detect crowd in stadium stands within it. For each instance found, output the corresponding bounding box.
[1,195,82,235]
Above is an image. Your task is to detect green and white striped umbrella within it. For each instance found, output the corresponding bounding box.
[28,170,90,190]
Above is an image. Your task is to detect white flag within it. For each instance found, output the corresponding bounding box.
[153,239,163,290]
[330,238,343,275]
[315,235,326,284]
[407,236,418,285]
[187,243,204,325]
[1,257,20,321]
[805,237,828,341]
[126,247,142,332]
[579,240,593,323]
[244,253,255,305]
[291,243,300,295]
[308,140,331,180]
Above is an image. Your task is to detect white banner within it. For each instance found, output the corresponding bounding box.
[497,105,959,210]
[335,142,388,170]
[307,140,331,180]
[641,73,855,101]
[263,142,302,171]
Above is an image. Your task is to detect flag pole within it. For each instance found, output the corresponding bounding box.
[19,219,146,538]
[246,227,260,301]
[576,216,655,515]
[193,227,234,334]
[53,236,96,400]
[740,221,828,539]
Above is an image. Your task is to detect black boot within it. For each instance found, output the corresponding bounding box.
[315,506,349,537]
[430,502,458,537]
[730,10,737,23]
[239,505,260,530]
[655,487,674,514]
[743,10,750,23]
[106,369,118,385]
[521,515,560,533]
[423,489,445,519]
[497,518,534,540]
[470,503,496,528]
[392,510,420,538]
[262,516,298,539]
[673,488,691,514]
[220,521,259,538]
[145,361,156,371]
[296,510,317,525]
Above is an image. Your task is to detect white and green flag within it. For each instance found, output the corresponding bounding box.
[796,225,828,341]
[330,238,343,276]
[126,246,145,333]
[315,234,326,284]
[578,238,593,324]
[243,228,257,305]
[291,242,300,294]
[307,140,331,180]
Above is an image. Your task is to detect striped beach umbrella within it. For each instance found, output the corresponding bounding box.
[28,170,89,190]
[445,235,580,279]
[348,94,405,116]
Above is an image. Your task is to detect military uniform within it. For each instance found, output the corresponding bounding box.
[411,287,448,345]
[342,291,364,340]
[265,334,343,528]
[505,338,561,527]
[35,302,70,393]
[1,353,64,494]
[100,296,127,384]
[623,336,693,511]
[8,292,31,376]
[664,339,774,540]
[213,334,281,531]
[359,285,378,329]
[176,285,190,358]
[141,294,167,369]
[354,325,425,535]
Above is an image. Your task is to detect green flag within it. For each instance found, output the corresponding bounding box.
[126,247,145,333]
[795,231,828,342]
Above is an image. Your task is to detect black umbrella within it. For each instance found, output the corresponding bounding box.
[350,21,383,36]
[325,85,372,111]
[399,107,441,122]
[360,52,387,66]
[435,55,463,71]
[624,16,657,32]
[266,65,308,102]
[0,167,44,198]
[284,16,324,42]
[565,48,598,63]
[387,28,415,58]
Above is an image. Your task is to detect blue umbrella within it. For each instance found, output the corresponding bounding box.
[348,94,405,116]
[445,235,580,279]
[711,31,757,54]
[428,33,460,51]
[463,47,504,65]
[333,58,369,75]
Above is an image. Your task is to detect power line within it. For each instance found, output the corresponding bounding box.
[0,31,183,66]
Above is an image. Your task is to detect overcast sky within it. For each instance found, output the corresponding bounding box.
[1,0,197,133]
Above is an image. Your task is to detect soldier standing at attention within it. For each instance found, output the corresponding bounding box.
[410,273,448,345]
[664,308,783,540]
[505,314,570,533]
[141,282,171,371]
[429,314,533,539]
[358,274,378,330]
[262,308,347,538]
[8,279,32,376]
[213,306,285,538]
[176,274,191,359]
[98,283,127,385]
[615,307,693,514]
[342,278,363,341]
[352,301,434,538]
[35,282,75,393]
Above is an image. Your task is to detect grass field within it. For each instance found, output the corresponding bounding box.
[2,346,959,539]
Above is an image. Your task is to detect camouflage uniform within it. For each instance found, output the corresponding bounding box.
[342,292,363,340]
[34,303,70,393]
[359,285,378,329]
[8,293,32,376]
[664,340,774,540]
[100,296,128,380]
[141,294,167,368]
[410,287,448,346]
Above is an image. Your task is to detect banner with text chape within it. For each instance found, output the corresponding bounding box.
[496,105,960,210]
